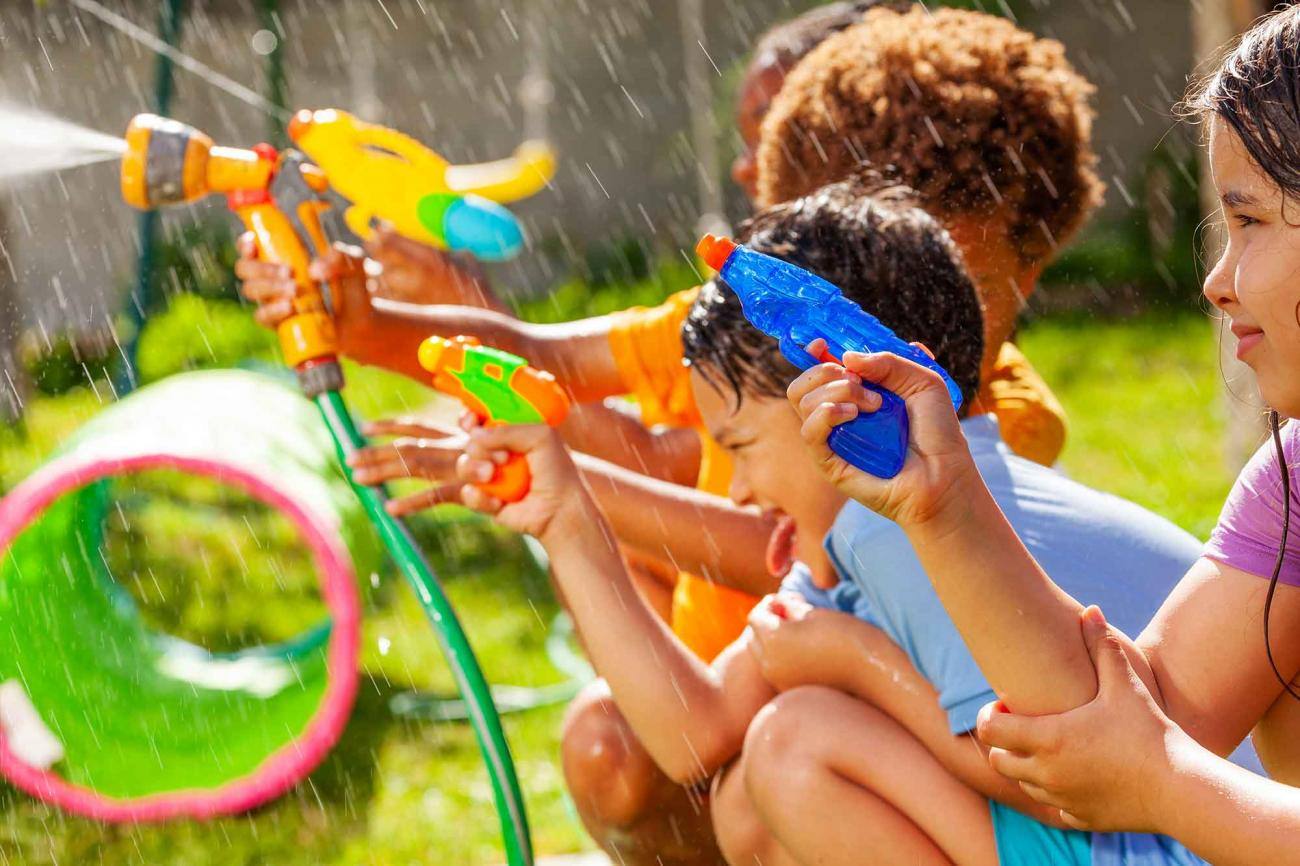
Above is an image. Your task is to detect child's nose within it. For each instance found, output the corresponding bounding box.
[728,475,754,507]
[1202,253,1238,311]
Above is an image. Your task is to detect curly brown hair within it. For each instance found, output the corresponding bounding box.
[757,7,1103,264]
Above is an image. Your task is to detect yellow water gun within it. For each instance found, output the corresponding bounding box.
[119,110,555,392]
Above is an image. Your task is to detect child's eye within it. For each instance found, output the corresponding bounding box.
[1234,213,1261,228]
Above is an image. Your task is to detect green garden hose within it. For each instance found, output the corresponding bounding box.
[316,389,534,866]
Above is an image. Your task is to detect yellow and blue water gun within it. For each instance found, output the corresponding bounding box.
[120,109,555,392]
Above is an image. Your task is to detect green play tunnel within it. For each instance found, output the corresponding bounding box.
[0,370,380,821]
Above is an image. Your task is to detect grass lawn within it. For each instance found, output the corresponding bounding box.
[0,306,1234,865]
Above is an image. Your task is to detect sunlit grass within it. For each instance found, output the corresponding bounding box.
[0,308,1234,864]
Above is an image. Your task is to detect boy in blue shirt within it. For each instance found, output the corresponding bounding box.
[372,176,1244,864]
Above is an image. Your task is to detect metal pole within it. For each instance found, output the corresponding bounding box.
[0,202,24,424]
[680,0,727,238]
[116,0,186,396]
[258,0,289,148]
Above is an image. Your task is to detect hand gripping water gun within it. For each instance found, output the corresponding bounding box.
[696,234,964,479]
[120,110,555,395]
[418,336,570,502]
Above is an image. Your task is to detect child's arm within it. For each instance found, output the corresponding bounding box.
[349,418,779,596]
[978,606,1300,866]
[237,242,625,402]
[746,595,1065,826]
[448,422,776,783]
[787,345,1149,715]
[573,451,778,596]
[559,401,703,487]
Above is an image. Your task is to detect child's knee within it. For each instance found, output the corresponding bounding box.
[561,682,659,825]
[742,686,838,802]
[712,763,777,866]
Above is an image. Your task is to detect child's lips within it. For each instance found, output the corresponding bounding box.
[765,513,797,578]
[1235,330,1264,361]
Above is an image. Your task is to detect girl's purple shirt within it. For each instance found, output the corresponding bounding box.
[1205,421,1300,584]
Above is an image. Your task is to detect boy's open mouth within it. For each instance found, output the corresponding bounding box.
[765,512,798,578]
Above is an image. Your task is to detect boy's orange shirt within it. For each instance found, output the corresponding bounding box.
[608,287,1067,661]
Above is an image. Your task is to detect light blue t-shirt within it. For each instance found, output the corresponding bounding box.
[782,415,1256,866]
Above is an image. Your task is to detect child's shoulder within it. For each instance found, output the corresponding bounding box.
[1205,420,1300,581]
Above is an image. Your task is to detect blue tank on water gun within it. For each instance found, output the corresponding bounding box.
[696,234,964,479]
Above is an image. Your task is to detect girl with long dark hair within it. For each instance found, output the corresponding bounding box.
[784,6,1300,863]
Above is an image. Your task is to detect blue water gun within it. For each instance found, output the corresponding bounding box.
[696,234,964,479]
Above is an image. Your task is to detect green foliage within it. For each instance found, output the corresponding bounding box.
[135,294,278,385]
[149,218,241,305]
[1020,313,1231,539]
[514,252,700,323]
[1040,142,1205,308]
[21,332,117,396]
[102,469,325,653]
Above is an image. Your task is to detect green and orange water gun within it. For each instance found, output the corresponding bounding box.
[419,336,571,502]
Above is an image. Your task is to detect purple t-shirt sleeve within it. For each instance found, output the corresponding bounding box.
[1204,422,1300,584]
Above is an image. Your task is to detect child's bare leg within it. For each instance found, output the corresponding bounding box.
[728,686,999,866]
[712,750,794,865]
[562,680,725,865]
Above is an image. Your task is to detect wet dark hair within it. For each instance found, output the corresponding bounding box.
[1188,6,1300,202]
[749,1,912,72]
[1188,6,1300,700]
[681,174,983,414]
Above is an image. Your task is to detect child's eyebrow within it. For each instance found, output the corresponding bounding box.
[1222,189,1261,208]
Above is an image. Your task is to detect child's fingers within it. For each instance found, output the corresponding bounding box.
[796,378,881,418]
[363,417,458,440]
[240,278,297,305]
[456,452,498,485]
[787,362,858,408]
[975,703,1054,755]
[799,401,860,449]
[308,254,342,283]
[460,484,502,515]
[467,423,554,455]
[910,341,936,361]
[985,747,1047,788]
[347,443,400,468]
[840,351,947,401]
[385,483,464,516]
[237,231,258,259]
[253,300,294,328]
[464,437,510,467]
[234,252,291,282]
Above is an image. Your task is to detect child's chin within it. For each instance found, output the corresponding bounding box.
[1254,364,1300,419]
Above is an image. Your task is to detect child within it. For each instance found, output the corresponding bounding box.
[364,176,1220,865]
[239,3,1098,654]
[783,9,1300,864]
[241,7,1101,860]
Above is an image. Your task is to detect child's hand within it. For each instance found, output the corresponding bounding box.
[746,593,848,692]
[366,227,499,309]
[454,418,590,541]
[234,234,377,342]
[787,339,978,528]
[975,606,1187,833]
[346,417,469,516]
